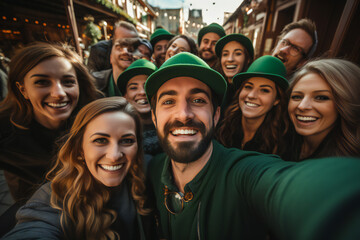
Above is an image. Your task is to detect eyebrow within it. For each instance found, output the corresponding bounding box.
[223,49,244,53]
[292,90,331,93]
[190,88,211,99]
[30,74,76,78]
[245,82,274,89]
[158,90,177,102]
[90,132,110,138]
[127,82,139,87]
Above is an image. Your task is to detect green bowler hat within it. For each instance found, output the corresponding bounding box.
[215,33,254,60]
[117,59,157,95]
[150,28,174,48]
[233,55,288,90]
[197,23,226,45]
[145,52,227,103]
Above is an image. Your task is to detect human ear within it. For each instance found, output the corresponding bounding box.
[213,106,221,127]
[16,82,29,99]
[274,99,280,106]
[151,109,157,127]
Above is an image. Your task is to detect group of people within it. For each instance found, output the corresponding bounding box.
[0,17,359,240]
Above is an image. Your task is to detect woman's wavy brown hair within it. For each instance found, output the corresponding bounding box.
[0,42,101,129]
[47,97,149,239]
[216,80,289,155]
[289,58,360,157]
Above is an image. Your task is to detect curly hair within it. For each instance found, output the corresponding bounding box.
[47,97,149,239]
[216,81,289,155]
[289,58,360,157]
[0,42,101,129]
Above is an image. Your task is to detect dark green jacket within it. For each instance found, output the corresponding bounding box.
[148,140,360,240]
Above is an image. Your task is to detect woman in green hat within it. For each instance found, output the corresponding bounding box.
[216,55,290,157]
[287,58,360,161]
[215,33,255,112]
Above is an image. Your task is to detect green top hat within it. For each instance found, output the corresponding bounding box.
[197,23,226,45]
[150,28,174,48]
[215,33,254,60]
[117,59,157,95]
[145,52,227,103]
[233,55,288,90]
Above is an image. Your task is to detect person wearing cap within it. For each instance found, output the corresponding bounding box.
[272,18,318,77]
[197,23,226,70]
[135,39,153,61]
[216,56,290,157]
[150,28,174,68]
[117,59,162,156]
[144,52,360,240]
[215,33,254,112]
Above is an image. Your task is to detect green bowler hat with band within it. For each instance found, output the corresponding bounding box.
[233,55,288,90]
[145,52,227,103]
[197,23,226,45]
[150,28,174,48]
[117,59,157,95]
[215,33,254,60]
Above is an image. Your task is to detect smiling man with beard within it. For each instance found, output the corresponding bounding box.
[144,52,360,240]
[197,23,226,71]
[272,19,317,78]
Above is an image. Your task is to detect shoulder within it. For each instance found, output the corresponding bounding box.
[3,183,63,239]
[91,69,112,90]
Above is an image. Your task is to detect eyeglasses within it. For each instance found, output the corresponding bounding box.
[164,186,194,214]
[278,39,306,57]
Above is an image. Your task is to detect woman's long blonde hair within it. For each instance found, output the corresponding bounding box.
[47,97,149,239]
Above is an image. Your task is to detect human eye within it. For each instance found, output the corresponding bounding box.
[34,79,50,86]
[63,78,77,87]
[235,51,243,56]
[120,138,136,145]
[161,99,174,105]
[222,52,228,57]
[93,138,108,145]
[261,88,271,93]
[290,94,302,100]
[315,95,330,101]
[243,84,252,90]
[193,98,206,104]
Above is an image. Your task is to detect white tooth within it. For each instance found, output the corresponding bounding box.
[47,102,67,108]
[226,65,237,69]
[246,102,258,107]
[136,99,147,104]
[172,129,197,135]
[297,116,317,121]
[101,164,123,171]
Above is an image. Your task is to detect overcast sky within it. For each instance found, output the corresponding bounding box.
[147,0,243,25]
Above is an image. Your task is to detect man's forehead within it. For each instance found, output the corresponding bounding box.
[155,39,169,47]
[202,32,221,41]
[157,77,212,96]
[284,28,313,50]
[114,27,138,39]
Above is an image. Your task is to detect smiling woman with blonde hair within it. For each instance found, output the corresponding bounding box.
[287,58,360,161]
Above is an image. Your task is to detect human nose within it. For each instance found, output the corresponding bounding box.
[247,88,258,99]
[139,85,146,95]
[106,143,123,162]
[51,82,66,98]
[175,99,195,122]
[297,96,312,110]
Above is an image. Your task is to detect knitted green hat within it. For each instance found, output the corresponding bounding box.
[117,59,157,95]
[215,33,254,59]
[197,23,226,45]
[233,55,288,90]
[145,52,227,103]
[150,28,174,48]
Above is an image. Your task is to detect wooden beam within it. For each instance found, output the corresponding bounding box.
[329,0,359,57]
[63,0,82,57]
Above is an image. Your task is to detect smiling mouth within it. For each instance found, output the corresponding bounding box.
[135,99,148,105]
[225,65,237,69]
[296,115,318,122]
[100,164,124,171]
[275,54,286,63]
[245,101,259,107]
[171,128,198,136]
[45,102,69,108]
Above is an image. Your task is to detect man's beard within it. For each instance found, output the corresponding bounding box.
[157,119,214,164]
[199,48,217,62]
